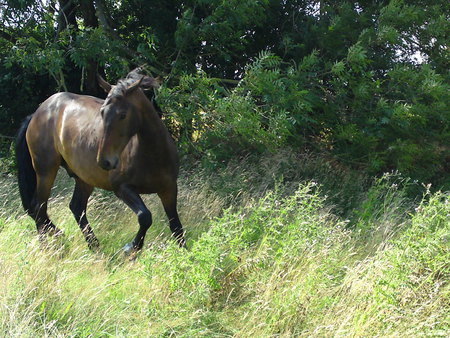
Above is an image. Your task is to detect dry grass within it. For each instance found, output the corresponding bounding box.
[0,155,448,337]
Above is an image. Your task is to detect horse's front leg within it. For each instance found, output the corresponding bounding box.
[115,184,152,254]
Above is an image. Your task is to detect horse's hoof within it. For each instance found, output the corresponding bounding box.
[122,242,136,255]
[53,228,64,237]
[123,243,141,261]
[178,238,186,249]
[87,238,100,251]
[38,224,63,237]
[174,234,186,249]
[38,228,64,243]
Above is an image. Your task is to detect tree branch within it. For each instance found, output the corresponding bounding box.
[93,0,165,76]
[211,78,240,85]
[0,29,15,43]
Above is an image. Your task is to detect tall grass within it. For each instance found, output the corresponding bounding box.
[0,153,448,337]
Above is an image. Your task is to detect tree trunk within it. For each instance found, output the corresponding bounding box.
[79,0,103,96]
[56,0,78,37]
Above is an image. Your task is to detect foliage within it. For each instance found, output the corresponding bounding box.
[0,1,448,334]
[158,54,295,162]
[0,0,449,186]
[0,154,448,336]
[0,138,15,174]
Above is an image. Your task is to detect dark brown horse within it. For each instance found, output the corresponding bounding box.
[16,69,185,253]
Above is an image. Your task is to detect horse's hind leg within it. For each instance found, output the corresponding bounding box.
[31,168,62,236]
[70,178,99,250]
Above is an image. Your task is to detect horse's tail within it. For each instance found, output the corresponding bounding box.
[16,115,36,213]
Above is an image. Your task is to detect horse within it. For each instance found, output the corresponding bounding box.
[15,69,185,254]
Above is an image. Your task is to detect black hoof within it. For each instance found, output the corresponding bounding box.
[122,242,140,260]
[178,238,186,248]
[38,223,63,236]
[173,233,186,248]
[87,237,100,251]
[123,242,134,254]
[38,227,64,241]
[53,228,64,237]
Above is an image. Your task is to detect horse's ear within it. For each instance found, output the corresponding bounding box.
[97,74,112,93]
[125,76,144,95]
[125,75,160,95]
[140,76,161,90]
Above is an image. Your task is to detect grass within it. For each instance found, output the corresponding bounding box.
[0,152,448,337]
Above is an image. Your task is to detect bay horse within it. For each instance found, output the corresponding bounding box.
[16,69,185,253]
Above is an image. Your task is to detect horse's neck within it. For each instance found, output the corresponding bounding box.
[136,98,166,145]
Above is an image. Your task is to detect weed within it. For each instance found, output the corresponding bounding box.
[0,153,448,336]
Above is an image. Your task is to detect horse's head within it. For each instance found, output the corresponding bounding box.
[96,70,159,170]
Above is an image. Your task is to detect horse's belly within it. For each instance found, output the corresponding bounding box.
[61,149,113,190]
[74,164,113,190]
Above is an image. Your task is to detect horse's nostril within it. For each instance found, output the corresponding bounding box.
[102,159,111,170]
[110,159,118,169]
[100,158,118,170]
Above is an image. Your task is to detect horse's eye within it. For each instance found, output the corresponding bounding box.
[119,112,127,120]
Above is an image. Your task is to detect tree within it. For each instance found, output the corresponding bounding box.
[0,0,448,188]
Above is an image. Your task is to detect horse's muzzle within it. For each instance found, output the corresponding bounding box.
[98,157,118,171]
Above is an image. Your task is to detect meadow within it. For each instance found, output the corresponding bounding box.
[0,152,448,337]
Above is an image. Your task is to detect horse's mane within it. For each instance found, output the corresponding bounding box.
[105,68,163,117]
[106,68,145,99]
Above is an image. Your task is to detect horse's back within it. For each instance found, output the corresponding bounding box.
[28,92,102,134]
[26,93,112,189]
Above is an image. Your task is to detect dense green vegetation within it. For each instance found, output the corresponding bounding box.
[0,1,449,336]
[0,0,449,186]
[0,153,449,336]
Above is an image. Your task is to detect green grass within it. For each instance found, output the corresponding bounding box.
[0,153,448,337]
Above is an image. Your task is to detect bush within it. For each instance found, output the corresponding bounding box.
[157,48,449,190]
[0,139,15,175]
[0,153,448,336]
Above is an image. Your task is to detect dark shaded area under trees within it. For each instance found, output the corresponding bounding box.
[0,0,448,188]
